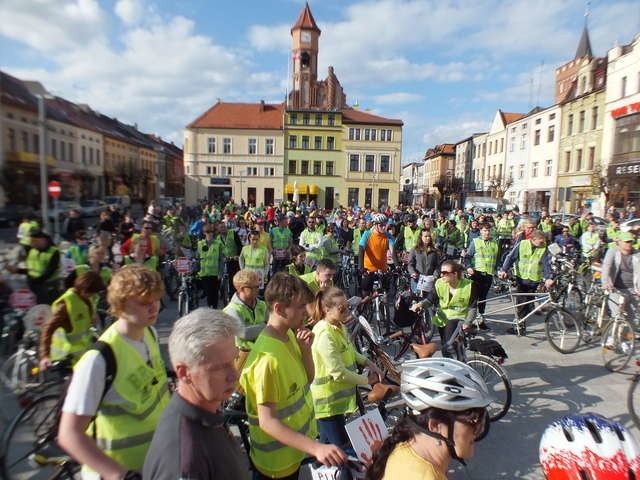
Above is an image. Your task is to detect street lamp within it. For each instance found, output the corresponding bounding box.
[37,94,50,233]
[237,171,246,205]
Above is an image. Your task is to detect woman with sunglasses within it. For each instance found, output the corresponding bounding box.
[367,358,491,480]
[411,260,478,358]
[310,287,384,459]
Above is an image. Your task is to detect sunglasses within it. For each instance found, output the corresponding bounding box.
[440,271,454,275]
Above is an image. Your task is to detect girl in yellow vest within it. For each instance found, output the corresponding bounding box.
[286,245,312,277]
[38,271,106,370]
[310,287,383,450]
[240,273,347,479]
[239,231,269,289]
[58,265,169,479]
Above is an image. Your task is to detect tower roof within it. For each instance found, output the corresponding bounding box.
[291,2,321,34]
[575,25,593,59]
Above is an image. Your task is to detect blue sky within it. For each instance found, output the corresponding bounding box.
[1,0,638,163]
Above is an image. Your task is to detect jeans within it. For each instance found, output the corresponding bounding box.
[515,279,538,322]
[318,415,352,480]
[471,272,493,315]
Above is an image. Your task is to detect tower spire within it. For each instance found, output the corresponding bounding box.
[575,24,593,59]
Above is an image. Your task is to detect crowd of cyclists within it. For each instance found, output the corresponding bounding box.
[3,197,640,480]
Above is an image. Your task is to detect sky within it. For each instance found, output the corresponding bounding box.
[1,0,639,164]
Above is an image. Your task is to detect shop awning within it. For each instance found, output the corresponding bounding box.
[309,184,319,195]
[7,151,55,166]
[297,184,308,194]
[285,183,294,194]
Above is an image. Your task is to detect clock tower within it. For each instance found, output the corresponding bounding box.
[290,3,320,109]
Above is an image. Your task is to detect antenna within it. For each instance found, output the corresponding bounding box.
[584,0,591,27]
[536,60,544,107]
[528,73,534,110]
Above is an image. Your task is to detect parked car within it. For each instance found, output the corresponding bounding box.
[38,200,81,223]
[621,218,640,233]
[0,204,36,227]
[79,199,107,218]
[104,195,131,210]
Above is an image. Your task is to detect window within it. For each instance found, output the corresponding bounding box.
[588,146,595,170]
[326,161,334,176]
[315,114,322,125]
[327,136,335,150]
[264,167,275,176]
[69,146,74,163]
[302,136,310,149]
[545,159,552,176]
[303,113,310,125]
[289,135,297,149]
[378,189,389,208]
[265,138,274,155]
[380,155,390,172]
[81,145,86,164]
[33,133,39,153]
[522,123,527,130]
[579,110,585,132]
[246,167,258,176]
[575,149,583,171]
[349,128,361,141]
[8,128,15,151]
[349,154,360,172]
[365,154,375,172]
[248,138,257,155]
[548,125,555,142]
[381,129,392,141]
[534,129,541,146]
[313,161,321,175]
[60,141,66,161]
[348,188,359,206]
[51,138,57,159]
[509,165,514,181]
[221,166,232,176]
[301,160,309,175]
[488,142,492,155]
[370,129,376,141]
[223,138,231,154]
[567,114,574,135]
[208,137,216,153]
[518,164,524,179]
[96,150,100,166]
[532,162,539,177]
[509,137,515,152]
[592,107,598,130]
[535,118,541,125]
[89,148,94,165]
[549,113,556,120]
[621,76,627,98]
[206,166,217,175]
[328,114,335,126]
[564,151,571,172]
[520,134,527,150]
[314,136,322,150]
[290,113,297,125]
[500,138,504,152]
[288,160,296,174]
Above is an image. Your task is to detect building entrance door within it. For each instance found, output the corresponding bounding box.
[264,188,274,206]
[325,187,334,210]
[248,187,256,207]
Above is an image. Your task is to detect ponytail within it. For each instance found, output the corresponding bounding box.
[311,289,326,325]
[310,286,346,326]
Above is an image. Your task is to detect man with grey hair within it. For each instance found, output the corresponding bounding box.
[143,308,247,479]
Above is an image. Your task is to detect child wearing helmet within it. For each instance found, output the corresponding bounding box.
[367,358,492,480]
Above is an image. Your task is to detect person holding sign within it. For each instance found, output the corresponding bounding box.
[367,358,492,480]
[408,230,439,296]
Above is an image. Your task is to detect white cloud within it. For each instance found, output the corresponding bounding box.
[371,92,424,105]
[422,118,490,148]
[248,24,290,52]
[114,0,145,25]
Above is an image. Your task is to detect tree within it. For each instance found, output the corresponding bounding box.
[433,174,464,210]
[487,175,513,199]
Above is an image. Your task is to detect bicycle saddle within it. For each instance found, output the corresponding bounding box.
[367,382,400,402]
[411,342,438,359]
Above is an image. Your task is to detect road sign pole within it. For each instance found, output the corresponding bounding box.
[54,196,60,243]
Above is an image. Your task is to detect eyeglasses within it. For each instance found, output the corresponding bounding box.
[243,285,260,290]
[440,271,454,275]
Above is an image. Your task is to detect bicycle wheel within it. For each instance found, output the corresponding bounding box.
[466,354,512,422]
[545,308,581,354]
[2,394,72,480]
[628,374,640,430]
[601,319,635,372]
[557,286,583,313]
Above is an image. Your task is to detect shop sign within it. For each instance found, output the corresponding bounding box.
[611,102,640,118]
[209,178,230,185]
[568,175,591,187]
[608,161,640,177]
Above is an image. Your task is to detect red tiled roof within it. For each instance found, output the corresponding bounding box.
[187,101,284,130]
[341,108,403,126]
[291,3,321,33]
[501,112,525,125]
[424,144,455,159]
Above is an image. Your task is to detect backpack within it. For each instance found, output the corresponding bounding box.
[393,289,417,328]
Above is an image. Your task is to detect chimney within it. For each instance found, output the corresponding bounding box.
[260,100,265,112]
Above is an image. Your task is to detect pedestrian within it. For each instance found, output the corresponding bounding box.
[464,223,498,329]
[58,265,169,479]
[143,308,247,480]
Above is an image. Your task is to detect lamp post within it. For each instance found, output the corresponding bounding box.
[237,172,246,205]
[38,94,50,233]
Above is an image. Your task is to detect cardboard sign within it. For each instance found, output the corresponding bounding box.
[274,248,288,260]
[175,257,191,274]
[9,289,37,309]
[345,408,389,464]
[417,274,435,293]
[60,257,76,276]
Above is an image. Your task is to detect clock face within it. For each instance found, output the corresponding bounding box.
[301,31,311,43]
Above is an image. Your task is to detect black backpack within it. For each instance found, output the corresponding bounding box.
[393,289,417,328]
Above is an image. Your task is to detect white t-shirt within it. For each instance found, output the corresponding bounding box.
[62,329,155,416]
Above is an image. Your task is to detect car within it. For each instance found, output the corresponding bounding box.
[621,218,640,233]
[0,204,36,227]
[79,199,107,218]
[37,200,81,223]
[104,195,131,210]
[549,213,608,235]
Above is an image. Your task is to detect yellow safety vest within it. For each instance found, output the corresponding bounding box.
[81,325,169,475]
[300,271,322,295]
[300,228,322,261]
[197,238,221,276]
[352,229,364,256]
[517,240,545,282]
[403,226,421,252]
[223,297,268,350]
[240,245,268,271]
[26,245,60,282]
[240,329,317,478]
[124,255,158,271]
[130,233,161,256]
[286,263,311,277]
[311,320,359,418]
[67,245,89,266]
[434,277,473,327]
[471,238,499,275]
[50,289,93,361]
[75,264,112,286]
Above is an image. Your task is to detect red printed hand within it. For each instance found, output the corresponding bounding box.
[358,417,384,465]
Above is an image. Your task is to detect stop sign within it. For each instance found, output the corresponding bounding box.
[48,180,61,198]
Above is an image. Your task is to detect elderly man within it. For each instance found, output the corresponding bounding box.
[143,308,247,480]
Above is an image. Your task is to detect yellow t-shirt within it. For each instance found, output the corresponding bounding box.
[382,442,448,480]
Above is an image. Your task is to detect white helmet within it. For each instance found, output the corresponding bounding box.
[371,213,388,225]
[401,358,492,413]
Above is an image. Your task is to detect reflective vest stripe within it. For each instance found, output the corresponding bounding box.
[250,416,315,453]
[434,277,473,327]
[313,387,356,406]
[517,240,545,281]
[247,386,311,426]
[312,362,357,386]
[99,387,167,420]
[96,430,155,451]
[472,238,498,274]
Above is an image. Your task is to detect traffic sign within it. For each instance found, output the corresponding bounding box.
[175,257,191,274]
[9,289,37,309]
[48,180,61,198]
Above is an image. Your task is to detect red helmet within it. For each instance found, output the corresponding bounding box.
[540,413,640,479]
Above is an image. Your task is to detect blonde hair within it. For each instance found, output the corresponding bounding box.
[107,265,164,317]
[312,286,346,325]
[232,269,260,290]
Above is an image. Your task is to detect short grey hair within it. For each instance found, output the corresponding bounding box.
[168,307,243,368]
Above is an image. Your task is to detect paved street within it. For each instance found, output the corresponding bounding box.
[0,250,635,479]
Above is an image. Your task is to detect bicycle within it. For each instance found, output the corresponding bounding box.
[600,291,638,373]
[627,361,640,430]
[218,259,233,307]
[173,257,199,317]
[0,329,42,394]
[336,252,357,298]
[1,362,77,480]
